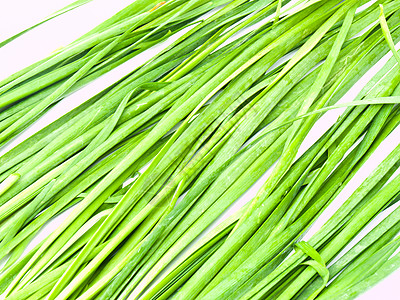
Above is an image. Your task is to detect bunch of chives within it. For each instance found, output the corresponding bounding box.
[2,0,400,299]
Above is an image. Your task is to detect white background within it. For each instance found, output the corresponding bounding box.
[0,0,400,299]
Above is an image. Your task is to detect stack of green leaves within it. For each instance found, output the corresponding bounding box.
[1,0,400,299]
